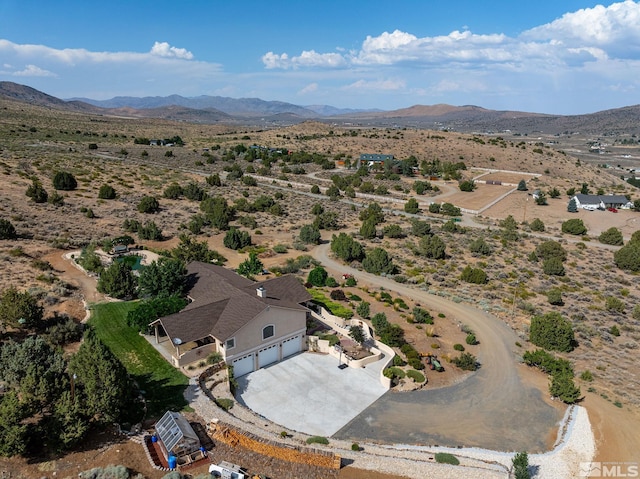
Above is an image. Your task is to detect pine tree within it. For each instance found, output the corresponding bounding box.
[567,197,578,213]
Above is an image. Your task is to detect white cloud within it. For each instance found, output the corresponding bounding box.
[522,0,640,53]
[298,82,318,95]
[262,1,640,71]
[263,50,345,69]
[150,41,194,60]
[13,64,56,77]
[343,78,405,92]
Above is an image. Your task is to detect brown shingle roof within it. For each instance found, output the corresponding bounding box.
[151,262,311,344]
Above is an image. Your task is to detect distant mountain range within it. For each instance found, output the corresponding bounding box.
[1,81,639,135]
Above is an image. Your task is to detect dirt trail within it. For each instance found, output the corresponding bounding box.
[311,243,564,452]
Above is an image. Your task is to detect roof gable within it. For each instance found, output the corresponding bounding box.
[153,262,311,343]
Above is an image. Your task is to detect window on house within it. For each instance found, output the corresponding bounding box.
[225,337,235,349]
[262,325,274,340]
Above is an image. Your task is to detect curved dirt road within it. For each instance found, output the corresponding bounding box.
[312,243,563,452]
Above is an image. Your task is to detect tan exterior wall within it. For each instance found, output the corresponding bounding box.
[175,343,217,367]
[224,306,306,362]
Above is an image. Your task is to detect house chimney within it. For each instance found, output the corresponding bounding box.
[256,286,266,298]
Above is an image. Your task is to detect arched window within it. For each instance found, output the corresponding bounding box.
[262,325,274,340]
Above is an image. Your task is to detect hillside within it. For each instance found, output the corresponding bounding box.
[3,81,640,136]
[1,91,640,477]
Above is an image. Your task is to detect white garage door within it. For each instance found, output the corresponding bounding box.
[232,353,254,378]
[258,344,279,368]
[282,335,301,358]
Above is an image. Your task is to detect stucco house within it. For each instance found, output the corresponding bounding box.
[571,194,630,210]
[150,262,311,377]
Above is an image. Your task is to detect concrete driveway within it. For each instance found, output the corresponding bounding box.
[235,352,388,437]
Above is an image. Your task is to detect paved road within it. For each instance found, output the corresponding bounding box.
[311,243,563,452]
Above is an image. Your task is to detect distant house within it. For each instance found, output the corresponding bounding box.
[359,154,394,163]
[571,194,630,210]
[150,262,311,376]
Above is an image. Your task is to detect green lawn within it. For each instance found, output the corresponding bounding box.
[89,301,189,419]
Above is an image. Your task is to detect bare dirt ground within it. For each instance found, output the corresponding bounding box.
[438,183,513,211]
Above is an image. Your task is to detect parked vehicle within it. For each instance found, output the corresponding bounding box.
[209,461,247,479]
[607,207,618,213]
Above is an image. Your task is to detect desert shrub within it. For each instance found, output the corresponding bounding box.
[307,266,328,287]
[356,301,370,319]
[435,453,460,465]
[606,296,625,313]
[580,370,594,382]
[404,198,420,214]
[330,289,347,301]
[411,219,431,237]
[529,218,545,232]
[407,357,424,370]
[562,218,587,235]
[206,173,222,186]
[98,184,116,199]
[442,219,464,233]
[306,436,329,445]
[459,180,475,192]
[383,367,406,379]
[609,325,621,336]
[215,398,234,411]
[48,191,65,206]
[453,343,465,351]
[371,312,388,330]
[599,227,624,246]
[52,171,77,191]
[469,238,492,255]
[465,333,478,345]
[417,234,446,259]
[0,219,17,239]
[412,307,433,324]
[97,261,137,299]
[406,369,426,383]
[543,257,565,276]
[299,224,321,244]
[223,228,251,250]
[452,352,478,371]
[26,178,48,203]
[392,355,406,367]
[383,224,405,238]
[163,183,183,199]
[46,316,83,346]
[441,202,461,216]
[138,221,162,241]
[517,180,527,191]
[137,196,160,213]
[529,311,575,352]
[549,372,581,404]
[272,244,288,253]
[535,240,567,261]
[345,276,357,287]
[330,233,365,262]
[460,265,487,284]
[378,324,405,347]
[547,288,563,305]
[351,443,361,451]
[614,241,640,271]
[78,465,129,479]
[362,247,397,275]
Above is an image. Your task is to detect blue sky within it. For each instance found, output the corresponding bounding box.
[1,0,639,114]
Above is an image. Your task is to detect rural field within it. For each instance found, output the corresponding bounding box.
[1,95,640,478]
